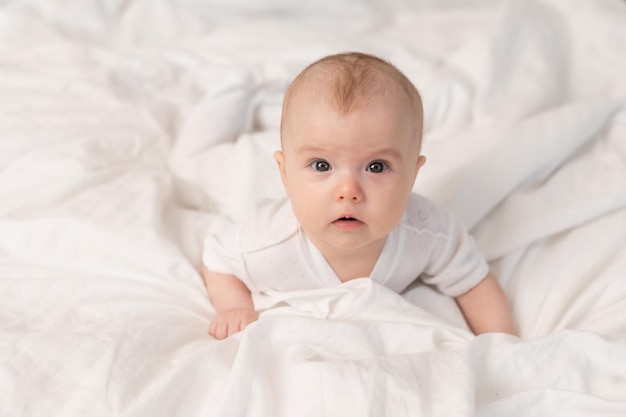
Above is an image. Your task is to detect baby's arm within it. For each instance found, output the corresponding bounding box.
[455,272,516,335]
[202,265,258,340]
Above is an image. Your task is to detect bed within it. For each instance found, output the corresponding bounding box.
[1,0,625,415]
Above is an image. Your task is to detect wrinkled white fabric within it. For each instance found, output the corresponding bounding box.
[1,0,626,416]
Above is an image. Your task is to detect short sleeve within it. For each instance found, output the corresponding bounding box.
[421,208,489,297]
[202,218,247,280]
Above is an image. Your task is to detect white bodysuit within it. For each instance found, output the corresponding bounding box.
[202,193,489,297]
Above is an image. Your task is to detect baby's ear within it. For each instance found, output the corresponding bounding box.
[412,155,427,183]
[273,151,287,187]
[416,155,426,172]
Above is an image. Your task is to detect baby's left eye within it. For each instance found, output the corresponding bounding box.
[366,161,389,173]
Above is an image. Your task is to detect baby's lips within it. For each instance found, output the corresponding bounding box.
[332,217,364,230]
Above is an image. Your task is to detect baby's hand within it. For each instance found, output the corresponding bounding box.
[209,308,258,340]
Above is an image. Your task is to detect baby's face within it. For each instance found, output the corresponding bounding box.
[275,88,425,257]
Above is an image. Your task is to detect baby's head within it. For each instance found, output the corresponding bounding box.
[280,52,424,151]
[274,52,427,255]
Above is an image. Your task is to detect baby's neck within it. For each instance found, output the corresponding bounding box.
[315,238,386,283]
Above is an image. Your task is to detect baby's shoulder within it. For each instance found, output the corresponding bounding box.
[399,193,453,237]
[240,198,299,252]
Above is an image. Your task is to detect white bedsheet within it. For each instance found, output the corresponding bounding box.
[1,0,626,416]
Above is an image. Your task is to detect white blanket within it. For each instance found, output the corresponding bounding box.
[1,0,626,416]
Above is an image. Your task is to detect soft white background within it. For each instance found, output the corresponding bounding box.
[1,0,625,416]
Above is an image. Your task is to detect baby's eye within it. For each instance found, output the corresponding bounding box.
[310,159,332,172]
[366,161,389,173]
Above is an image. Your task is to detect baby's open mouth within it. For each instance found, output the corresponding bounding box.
[333,216,364,230]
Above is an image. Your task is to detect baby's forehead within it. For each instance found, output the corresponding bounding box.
[286,72,410,120]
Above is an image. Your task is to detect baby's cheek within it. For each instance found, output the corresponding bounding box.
[379,201,405,227]
[291,202,318,229]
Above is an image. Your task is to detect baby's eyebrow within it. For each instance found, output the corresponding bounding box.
[295,144,402,160]
[298,145,325,152]
[368,147,402,159]
[297,145,328,154]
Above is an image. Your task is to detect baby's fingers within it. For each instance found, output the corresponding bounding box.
[209,309,258,340]
[209,317,244,340]
[209,318,230,340]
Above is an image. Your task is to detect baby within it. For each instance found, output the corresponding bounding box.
[202,52,516,340]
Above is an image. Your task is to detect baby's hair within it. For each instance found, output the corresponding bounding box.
[281,52,424,145]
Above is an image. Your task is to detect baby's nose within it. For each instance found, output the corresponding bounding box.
[335,176,364,202]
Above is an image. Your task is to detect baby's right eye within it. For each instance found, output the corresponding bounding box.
[309,159,332,172]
